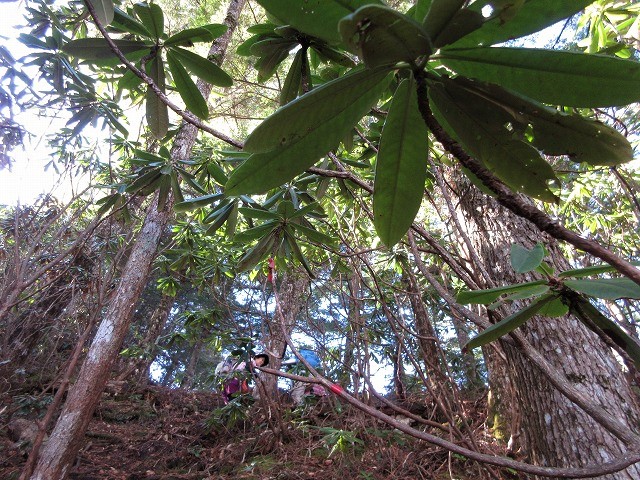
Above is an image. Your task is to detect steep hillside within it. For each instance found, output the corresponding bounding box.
[1,384,514,479]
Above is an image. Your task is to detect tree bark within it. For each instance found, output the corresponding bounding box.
[401,265,447,385]
[453,179,640,477]
[29,2,246,477]
[261,266,310,396]
[30,198,172,480]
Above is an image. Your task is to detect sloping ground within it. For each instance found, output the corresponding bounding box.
[1,385,514,479]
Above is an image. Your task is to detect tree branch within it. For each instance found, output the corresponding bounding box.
[82,0,242,149]
[412,69,640,287]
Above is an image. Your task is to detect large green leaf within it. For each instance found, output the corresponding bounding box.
[237,233,277,272]
[510,243,544,273]
[559,262,640,279]
[234,221,280,243]
[500,283,550,303]
[528,112,632,167]
[164,24,227,47]
[87,0,115,26]
[428,80,559,202]
[134,2,164,39]
[538,296,569,318]
[169,47,232,87]
[564,278,640,300]
[174,193,224,212]
[250,37,298,57]
[226,69,392,195]
[339,5,432,67]
[62,38,150,60]
[453,78,633,167]
[238,207,281,221]
[422,0,465,40]
[284,226,316,277]
[430,8,484,48]
[439,47,640,107]
[145,55,169,139]
[255,0,382,45]
[373,77,428,247]
[423,1,483,48]
[449,0,594,48]
[111,7,152,37]
[279,48,304,106]
[409,0,432,23]
[568,293,640,368]
[457,280,548,305]
[244,68,391,154]
[466,294,557,350]
[290,222,337,246]
[237,34,272,56]
[167,50,209,119]
[254,45,291,83]
[309,42,356,67]
[204,202,235,235]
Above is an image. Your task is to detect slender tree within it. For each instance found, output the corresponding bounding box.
[29,1,246,477]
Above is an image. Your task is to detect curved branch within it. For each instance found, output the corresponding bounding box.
[412,69,640,287]
[261,332,640,478]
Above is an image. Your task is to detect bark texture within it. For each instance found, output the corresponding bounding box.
[261,267,310,396]
[30,200,172,480]
[454,180,640,478]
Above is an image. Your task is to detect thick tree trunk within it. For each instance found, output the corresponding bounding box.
[29,2,246,477]
[454,181,640,477]
[261,267,310,396]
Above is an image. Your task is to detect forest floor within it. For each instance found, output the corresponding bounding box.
[1,383,520,479]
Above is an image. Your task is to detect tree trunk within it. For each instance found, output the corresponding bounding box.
[30,197,172,480]
[261,267,310,396]
[343,271,362,392]
[453,180,640,477]
[401,266,447,385]
[29,2,246,477]
[450,310,484,390]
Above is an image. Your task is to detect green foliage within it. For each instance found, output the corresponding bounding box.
[373,76,428,246]
[510,243,545,274]
[459,243,640,365]
[339,5,432,68]
[450,0,593,48]
[423,0,484,48]
[225,68,392,195]
[315,427,365,457]
[438,47,640,108]
[87,0,115,26]
[167,50,210,119]
[232,201,334,275]
[255,0,382,45]
[62,2,233,138]
[465,293,557,351]
[428,78,560,203]
[206,396,254,431]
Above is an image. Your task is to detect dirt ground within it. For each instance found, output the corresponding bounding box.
[1,384,515,479]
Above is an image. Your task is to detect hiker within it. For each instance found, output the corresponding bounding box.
[215,353,269,403]
[283,348,328,405]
